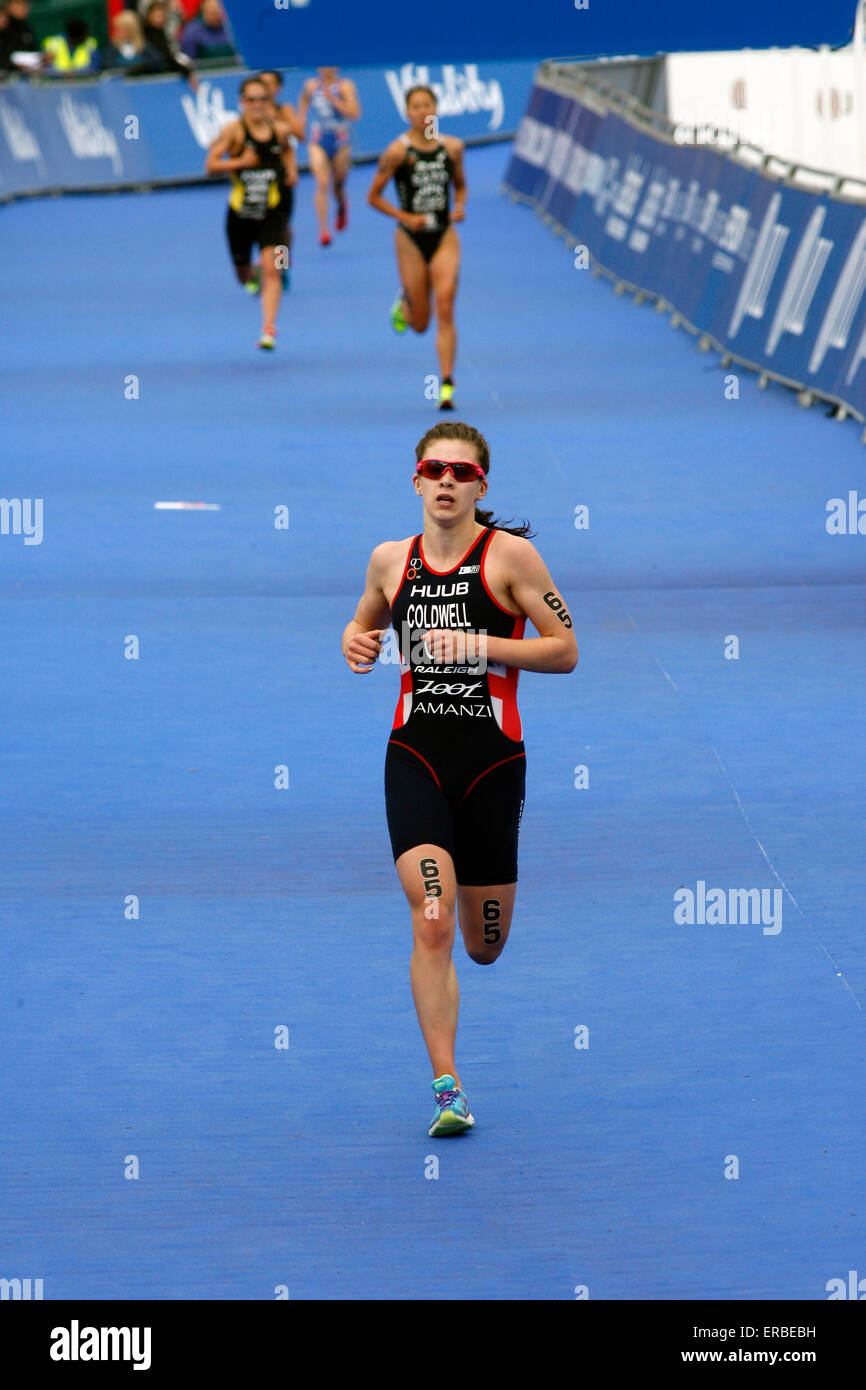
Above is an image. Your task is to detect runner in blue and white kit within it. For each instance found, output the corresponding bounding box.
[298,66,361,246]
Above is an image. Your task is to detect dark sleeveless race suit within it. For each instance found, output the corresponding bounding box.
[392,134,454,262]
[384,526,526,886]
[225,118,289,265]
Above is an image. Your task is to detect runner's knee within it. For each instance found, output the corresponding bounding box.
[413,899,455,952]
[405,852,454,912]
[435,295,455,325]
[467,943,503,965]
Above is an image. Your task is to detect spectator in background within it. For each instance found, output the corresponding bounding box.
[128,0,187,45]
[42,19,100,75]
[179,0,234,63]
[102,10,163,73]
[0,6,10,67]
[0,0,39,71]
[142,0,195,80]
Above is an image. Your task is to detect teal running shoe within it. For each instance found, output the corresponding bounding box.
[429,1074,474,1137]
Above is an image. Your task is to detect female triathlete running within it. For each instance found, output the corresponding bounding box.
[367,85,466,411]
[341,422,578,1136]
[258,69,305,288]
[298,65,361,246]
[205,74,292,349]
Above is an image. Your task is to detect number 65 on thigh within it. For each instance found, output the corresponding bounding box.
[457,884,516,965]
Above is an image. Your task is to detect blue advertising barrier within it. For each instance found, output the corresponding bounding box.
[503,76,866,419]
[0,58,536,201]
[221,0,858,71]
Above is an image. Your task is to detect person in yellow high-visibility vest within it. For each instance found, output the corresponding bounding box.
[42,19,99,74]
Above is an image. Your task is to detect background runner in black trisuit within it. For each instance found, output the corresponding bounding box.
[367,85,466,411]
[258,69,305,289]
[205,75,292,349]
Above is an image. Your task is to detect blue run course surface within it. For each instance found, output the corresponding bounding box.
[1,143,864,1300]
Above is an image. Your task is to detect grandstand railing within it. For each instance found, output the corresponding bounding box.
[503,59,866,429]
[540,59,866,205]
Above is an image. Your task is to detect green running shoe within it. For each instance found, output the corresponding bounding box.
[245,269,261,295]
[390,294,408,333]
[438,381,455,411]
[429,1074,474,1137]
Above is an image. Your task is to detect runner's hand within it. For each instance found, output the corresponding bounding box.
[421,629,478,664]
[401,212,429,232]
[344,629,386,673]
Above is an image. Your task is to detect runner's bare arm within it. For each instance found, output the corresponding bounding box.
[282,101,305,141]
[424,535,577,672]
[342,544,396,673]
[204,123,237,171]
[297,79,315,133]
[367,142,420,226]
[448,137,467,220]
[205,123,253,174]
[281,142,298,185]
[332,79,361,121]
